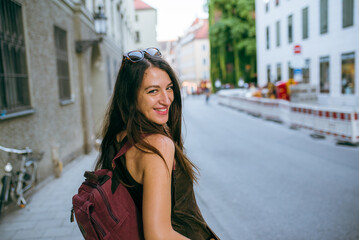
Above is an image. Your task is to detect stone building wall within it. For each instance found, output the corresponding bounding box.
[0,0,135,180]
[1,0,93,180]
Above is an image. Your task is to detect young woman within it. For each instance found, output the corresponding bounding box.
[96,48,219,240]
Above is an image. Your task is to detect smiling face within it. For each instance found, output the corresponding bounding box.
[137,67,174,125]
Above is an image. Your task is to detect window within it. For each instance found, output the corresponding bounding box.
[54,26,71,102]
[0,0,31,114]
[276,21,280,47]
[267,65,271,83]
[320,56,330,93]
[265,2,269,12]
[341,52,355,94]
[343,0,354,28]
[288,62,294,79]
[288,15,293,43]
[203,59,206,65]
[135,31,140,43]
[275,0,279,6]
[202,44,206,51]
[276,63,282,81]
[302,7,309,39]
[266,26,270,49]
[320,0,328,34]
[302,59,310,83]
[135,15,138,21]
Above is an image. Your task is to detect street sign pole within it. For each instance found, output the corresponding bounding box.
[293,45,303,82]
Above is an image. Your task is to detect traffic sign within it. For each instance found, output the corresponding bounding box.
[294,68,302,74]
[294,45,301,54]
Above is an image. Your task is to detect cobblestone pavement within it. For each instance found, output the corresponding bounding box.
[0,151,98,240]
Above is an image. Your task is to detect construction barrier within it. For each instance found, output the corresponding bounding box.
[290,104,315,130]
[217,90,359,144]
[311,108,359,143]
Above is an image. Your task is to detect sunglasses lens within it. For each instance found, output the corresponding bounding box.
[127,51,143,62]
[125,48,161,63]
[146,48,161,57]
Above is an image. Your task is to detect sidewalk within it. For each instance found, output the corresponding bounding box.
[0,151,98,240]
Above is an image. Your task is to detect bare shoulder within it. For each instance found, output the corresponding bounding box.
[144,134,174,153]
[140,134,175,171]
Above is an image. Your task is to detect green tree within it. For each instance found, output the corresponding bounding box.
[208,0,256,90]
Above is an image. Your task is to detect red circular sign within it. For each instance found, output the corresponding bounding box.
[294,45,301,54]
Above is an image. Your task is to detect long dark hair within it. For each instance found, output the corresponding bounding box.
[95,53,198,183]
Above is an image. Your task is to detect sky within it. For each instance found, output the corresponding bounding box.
[142,0,208,41]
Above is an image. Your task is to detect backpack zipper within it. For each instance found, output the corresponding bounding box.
[84,181,119,224]
[90,215,106,238]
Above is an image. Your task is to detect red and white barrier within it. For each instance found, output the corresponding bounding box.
[217,90,359,144]
[290,104,315,130]
[312,109,359,142]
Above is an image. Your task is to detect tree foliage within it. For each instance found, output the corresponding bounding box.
[208,0,257,89]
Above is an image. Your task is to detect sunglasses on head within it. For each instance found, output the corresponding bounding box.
[123,47,162,63]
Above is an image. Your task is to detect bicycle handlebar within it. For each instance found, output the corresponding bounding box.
[0,145,33,155]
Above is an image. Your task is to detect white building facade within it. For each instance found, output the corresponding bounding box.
[85,0,136,133]
[134,0,158,50]
[255,0,359,107]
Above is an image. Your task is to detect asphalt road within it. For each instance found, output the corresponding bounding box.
[183,95,359,240]
[1,94,358,240]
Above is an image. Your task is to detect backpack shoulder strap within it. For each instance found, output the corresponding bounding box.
[111,134,173,170]
[111,138,133,169]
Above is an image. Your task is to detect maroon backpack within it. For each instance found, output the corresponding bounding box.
[71,141,144,240]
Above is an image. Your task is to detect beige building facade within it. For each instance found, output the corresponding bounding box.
[178,18,210,94]
[134,0,158,50]
[0,0,135,180]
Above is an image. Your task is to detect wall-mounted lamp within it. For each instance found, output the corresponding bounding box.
[75,6,107,53]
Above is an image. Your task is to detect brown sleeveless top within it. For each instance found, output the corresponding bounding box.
[111,138,219,240]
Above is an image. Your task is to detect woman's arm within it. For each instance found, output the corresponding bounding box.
[140,134,189,240]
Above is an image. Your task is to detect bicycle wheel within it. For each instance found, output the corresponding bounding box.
[0,175,11,217]
[22,161,37,193]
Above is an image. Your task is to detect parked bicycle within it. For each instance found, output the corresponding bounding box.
[0,145,43,216]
